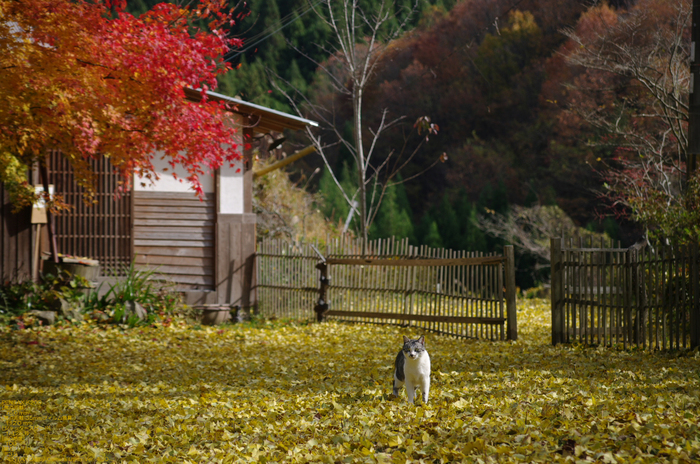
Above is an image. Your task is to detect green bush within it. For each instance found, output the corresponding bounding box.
[87,259,182,325]
[1,259,182,327]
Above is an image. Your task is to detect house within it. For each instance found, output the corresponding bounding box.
[0,89,317,310]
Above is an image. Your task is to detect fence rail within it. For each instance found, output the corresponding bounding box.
[256,237,517,340]
[551,237,700,350]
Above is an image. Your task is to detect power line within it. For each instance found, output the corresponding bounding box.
[226,0,324,61]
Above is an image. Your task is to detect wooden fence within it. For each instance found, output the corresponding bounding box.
[255,239,319,320]
[256,237,517,340]
[551,237,700,350]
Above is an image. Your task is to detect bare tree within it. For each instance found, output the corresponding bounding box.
[559,0,692,239]
[476,205,608,268]
[275,0,442,246]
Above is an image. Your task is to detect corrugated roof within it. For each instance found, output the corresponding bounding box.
[184,88,318,134]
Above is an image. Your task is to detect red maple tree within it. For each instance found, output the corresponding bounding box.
[0,0,243,209]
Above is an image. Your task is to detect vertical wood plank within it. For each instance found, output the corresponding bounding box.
[691,242,699,349]
[505,245,517,341]
[551,238,563,345]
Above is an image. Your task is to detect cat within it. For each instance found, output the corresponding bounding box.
[393,335,431,404]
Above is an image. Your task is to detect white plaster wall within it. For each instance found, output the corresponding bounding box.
[134,113,246,205]
[218,113,245,214]
[218,159,244,214]
[134,153,215,194]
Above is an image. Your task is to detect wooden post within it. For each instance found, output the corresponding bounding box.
[624,249,634,349]
[504,245,517,341]
[688,0,700,177]
[39,160,58,264]
[551,238,563,345]
[691,242,700,349]
[314,261,329,322]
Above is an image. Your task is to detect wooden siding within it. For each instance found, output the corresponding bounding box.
[47,151,132,276]
[1,183,33,282]
[133,191,215,291]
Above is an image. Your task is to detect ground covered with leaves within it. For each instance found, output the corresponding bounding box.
[1,300,699,463]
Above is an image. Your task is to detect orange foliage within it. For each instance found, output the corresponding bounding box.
[0,0,243,207]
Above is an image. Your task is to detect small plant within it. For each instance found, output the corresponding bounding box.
[0,280,35,318]
[0,272,92,326]
[84,258,182,325]
[1,258,183,328]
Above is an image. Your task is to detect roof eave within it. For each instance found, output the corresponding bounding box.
[184,88,318,134]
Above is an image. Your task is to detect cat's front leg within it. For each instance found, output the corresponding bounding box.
[420,378,430,404]
[392,378,403,397]
[405,382,416,404]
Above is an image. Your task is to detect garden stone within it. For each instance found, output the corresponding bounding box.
[29,310,56,326]
[124,301,147,321]
[57,298,84,321]
[201,307,232,325]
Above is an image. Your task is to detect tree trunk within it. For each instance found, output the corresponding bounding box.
[353,83,368,253]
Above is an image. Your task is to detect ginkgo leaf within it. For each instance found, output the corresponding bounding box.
[0,299,699,463]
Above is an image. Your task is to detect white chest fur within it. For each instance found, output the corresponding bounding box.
[404,351,431,382]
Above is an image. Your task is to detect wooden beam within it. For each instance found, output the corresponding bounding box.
[324,310,505,325]
[252,145,317,179]
[325,256,505,267]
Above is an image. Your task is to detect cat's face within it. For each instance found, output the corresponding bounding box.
[402,335,426,359]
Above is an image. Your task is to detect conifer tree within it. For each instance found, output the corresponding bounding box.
[454,189,486,251]
[370,183,415,241]
[318,162,357,228]
[422,218,444,248]
[434,194,460,249]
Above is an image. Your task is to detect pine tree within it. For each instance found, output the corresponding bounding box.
[454,189,486,251]
[318,162,357,229]
[422,219,444,248]
[477,181,510,252]
[370,183,415,241]
[465,205,487,251]
[434,193,460,249]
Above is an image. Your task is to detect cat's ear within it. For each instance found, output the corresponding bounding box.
[403,335,410,344]
[418,335,425,345]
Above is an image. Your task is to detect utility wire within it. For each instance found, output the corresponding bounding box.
[237,0,319,45]
[226,0,324,61]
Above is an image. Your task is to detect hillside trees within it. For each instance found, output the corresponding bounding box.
[366,0,590,224]
[218,0,458,111]
[216,0,616,252]
[555,0,694,241]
